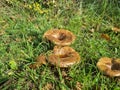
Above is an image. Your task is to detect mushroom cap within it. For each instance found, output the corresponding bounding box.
[48,46,80,68]
[53,46,76,58]
[29,54,46,69]
[97,57,120,77]
[43,29,76,46]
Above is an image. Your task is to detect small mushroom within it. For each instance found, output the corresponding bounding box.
[97,57,120,77]
[29,54,46,69]
[43,29,76,46]
[48,46,80,68]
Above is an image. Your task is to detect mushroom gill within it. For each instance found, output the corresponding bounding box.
[97,57,120,77]
[111,58,120,70]
[43,29,76,46]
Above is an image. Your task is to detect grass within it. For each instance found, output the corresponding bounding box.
[0,0,120,90]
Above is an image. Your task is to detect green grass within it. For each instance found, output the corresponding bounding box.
[0,0,120,90]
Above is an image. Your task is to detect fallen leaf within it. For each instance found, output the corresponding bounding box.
[42,83,53,90]
[101,33,110,41]
[112,27,120,33]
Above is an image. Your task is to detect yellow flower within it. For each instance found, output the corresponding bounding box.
[28,5,32,9]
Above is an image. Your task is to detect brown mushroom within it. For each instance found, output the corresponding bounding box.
[48,46,80,68]
[53,46,76,58]
[97,57,120,77]
[29,54,46,69]
[43,29,76,46]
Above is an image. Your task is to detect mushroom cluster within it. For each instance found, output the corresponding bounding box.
[43,29,80,68]
[30,29,80,69]
[29,29,120,79]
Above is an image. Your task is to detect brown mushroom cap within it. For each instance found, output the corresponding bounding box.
[48,46,80,68]
[97,57,120,77]
[53,46,76,58]
[43,29,76,46]
[29,54,46,69]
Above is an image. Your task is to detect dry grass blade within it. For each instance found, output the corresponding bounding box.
[0,30,5,36]
[112,27,120,33]
[75,81,82,90]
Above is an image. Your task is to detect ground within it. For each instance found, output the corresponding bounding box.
[0,0,120,90]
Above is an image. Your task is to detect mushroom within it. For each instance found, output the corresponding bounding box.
[53,46,76,58]
[97,57,120,77]
[48,46,80,68]
[29,54,46,69]
[43,29,76,46]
